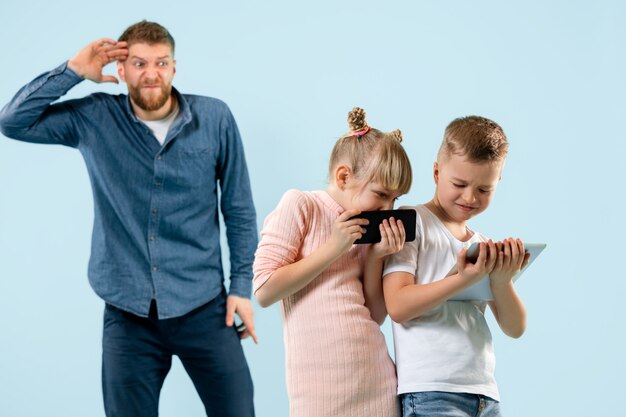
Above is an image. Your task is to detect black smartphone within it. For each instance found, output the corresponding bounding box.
[350,209,416,244]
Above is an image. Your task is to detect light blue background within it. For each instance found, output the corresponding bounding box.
[1,1,622,416]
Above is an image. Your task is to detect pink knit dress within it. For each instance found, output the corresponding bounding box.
[254,190,399,417]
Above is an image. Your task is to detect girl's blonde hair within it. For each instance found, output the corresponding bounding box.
[329,107,412,194]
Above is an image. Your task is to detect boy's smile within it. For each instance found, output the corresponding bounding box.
[432,152,503,224]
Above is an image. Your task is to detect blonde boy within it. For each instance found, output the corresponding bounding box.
[383,116,528,417]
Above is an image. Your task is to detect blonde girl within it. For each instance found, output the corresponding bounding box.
[253,107,412,417]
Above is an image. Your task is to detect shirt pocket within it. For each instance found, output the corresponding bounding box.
[176,147,217,189]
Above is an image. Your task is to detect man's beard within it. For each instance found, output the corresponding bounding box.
[129,83,171,112]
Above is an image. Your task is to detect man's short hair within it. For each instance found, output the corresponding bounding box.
[118,20,175,54]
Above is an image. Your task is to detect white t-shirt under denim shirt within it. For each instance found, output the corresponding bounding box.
[383,204,499,401]
[142,105,180,145]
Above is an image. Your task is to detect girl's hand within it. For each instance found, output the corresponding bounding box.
[489,238,530,289]
[371,217,406,259]
[326,209,369,256]
[457,240,498,285]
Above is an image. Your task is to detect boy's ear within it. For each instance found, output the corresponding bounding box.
[335,164,352,190]
[433,161,439,183]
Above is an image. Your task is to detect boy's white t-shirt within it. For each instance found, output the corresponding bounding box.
[383,204,499,401]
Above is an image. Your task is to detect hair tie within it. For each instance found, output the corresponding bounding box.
[352,126,371,139]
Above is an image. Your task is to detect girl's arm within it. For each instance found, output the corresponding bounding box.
[362,218,405,325]
[255,209,368,307]
[383,241,498,323]
[488,238,529,338]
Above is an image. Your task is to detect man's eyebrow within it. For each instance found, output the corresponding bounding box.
[128,55,171,61]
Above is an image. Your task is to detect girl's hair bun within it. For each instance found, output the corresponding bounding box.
[390,129,403,143]
[330,107,413,195]
[347,107,368,131]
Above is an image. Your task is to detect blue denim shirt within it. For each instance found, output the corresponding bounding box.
[0,62,257,318]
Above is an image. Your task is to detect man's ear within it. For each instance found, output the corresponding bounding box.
[117,61,126,83]
[334,164,352,190]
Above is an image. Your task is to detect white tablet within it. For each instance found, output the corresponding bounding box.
[448,242,546,301]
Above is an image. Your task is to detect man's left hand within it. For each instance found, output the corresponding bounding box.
[225,295,258,344]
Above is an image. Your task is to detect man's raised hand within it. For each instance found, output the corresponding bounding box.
[68,38,128,83]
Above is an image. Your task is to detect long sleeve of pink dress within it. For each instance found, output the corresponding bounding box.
[253,190,399,417]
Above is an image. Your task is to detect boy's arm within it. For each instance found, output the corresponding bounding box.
[384,270,478,322]
[488,285,526,338]
[488,238,529,338]
[384,241,497,323]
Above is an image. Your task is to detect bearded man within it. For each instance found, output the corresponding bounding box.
[0,21,257,417]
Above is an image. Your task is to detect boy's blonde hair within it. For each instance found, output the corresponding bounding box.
[439,115,508,163]
[329,107,412,194]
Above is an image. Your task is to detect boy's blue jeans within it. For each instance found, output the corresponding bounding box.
[402,391,501,417]
[101,290,254,417]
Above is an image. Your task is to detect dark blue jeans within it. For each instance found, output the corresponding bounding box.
[102,292,254,417]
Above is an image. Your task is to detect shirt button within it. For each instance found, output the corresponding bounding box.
[155,181,161,187]
[152,266,158,272]
[152,208,158,214]
[156,155,162,160]
[149,236,156,241]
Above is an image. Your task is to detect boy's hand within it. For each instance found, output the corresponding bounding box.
[68,38,128,83]
[371,217,406,259]
[457,240,497,284]
[489,238,530,289]
[326,209,368,255]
